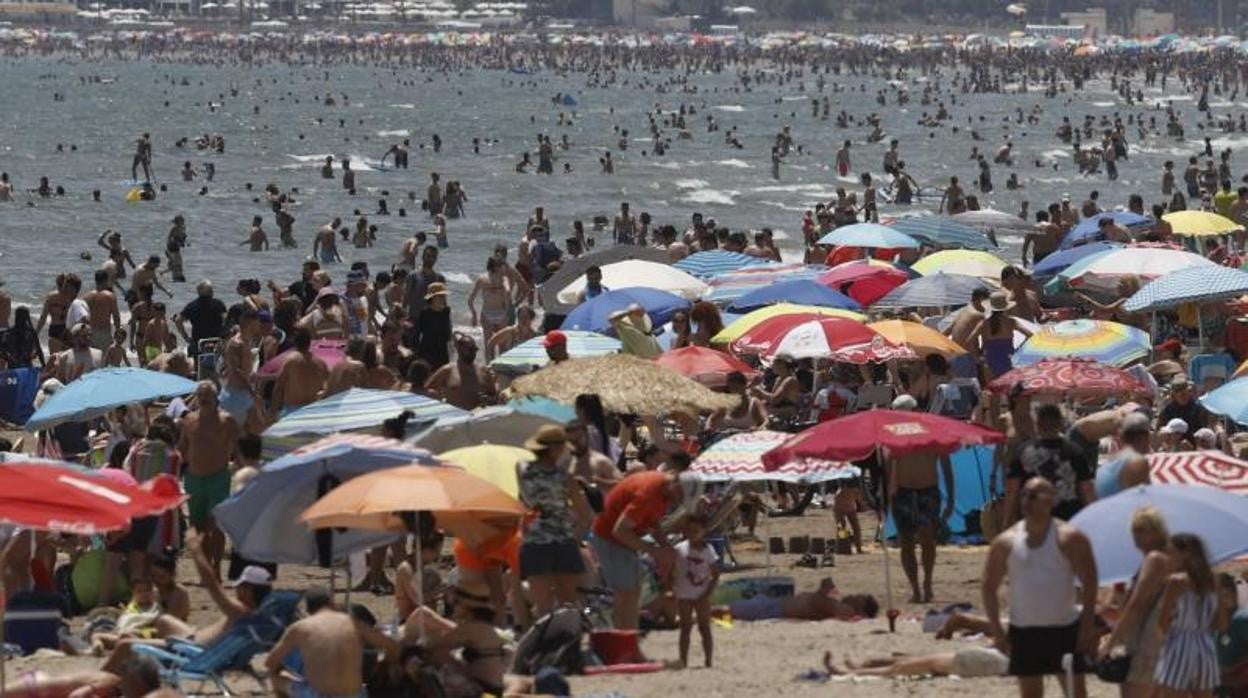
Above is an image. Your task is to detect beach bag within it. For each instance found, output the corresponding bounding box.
[511,605,587,676]
[1094,653,1132,683]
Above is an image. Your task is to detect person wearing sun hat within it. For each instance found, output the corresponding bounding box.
[609,303,660,359]
[517,424,591,619]
[966,291,1032,380]
[416,281,452,369]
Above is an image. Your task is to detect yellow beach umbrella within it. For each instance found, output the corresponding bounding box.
[1163,210,1241,237]
[712,302,866,345]
[911,249,1008,279]
[438,445,529,499]
[867,320,968,358]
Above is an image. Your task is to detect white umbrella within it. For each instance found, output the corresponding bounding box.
[1066,247,1218,294]
[555,260,708,304]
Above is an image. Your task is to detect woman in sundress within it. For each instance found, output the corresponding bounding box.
[1154,533,1227,698]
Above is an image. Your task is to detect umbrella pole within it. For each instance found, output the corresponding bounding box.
[877,445,896,632]
[1197,306,1205,353]
[414,514,425,644]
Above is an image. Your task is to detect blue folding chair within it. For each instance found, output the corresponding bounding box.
[134,590,302,695]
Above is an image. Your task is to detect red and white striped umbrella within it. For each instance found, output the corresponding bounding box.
[731,315,914,363]
[691,430,859,483]
[1149,450,1248,495]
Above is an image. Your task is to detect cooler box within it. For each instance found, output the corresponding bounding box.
[0,367,39,426]
[710,575,795,605]
[3,590,67,654]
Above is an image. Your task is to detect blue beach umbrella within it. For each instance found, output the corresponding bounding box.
[26,368,197,431]
[818,222,920,249]
[1032,241,1122,280]
[1060,211,1152,249]
[871,273,992,309]
[673,250,774,279]
[1071,484,1248,583]
[887,216,996,250]
[506,396,577,423]
[1199,377,1248,425]
[1123,265,1248,314]
[215,434,439,565]
[561,287,690,334]
[490,330,621,376]
[261,388,467,458]
[727,279,862,313]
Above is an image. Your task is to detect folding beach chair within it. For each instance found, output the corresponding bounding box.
[134,590,301,695]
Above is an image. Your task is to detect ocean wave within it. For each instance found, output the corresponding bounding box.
[714,159,751,169]
[712,105,745,112]
[377,129,410,137]
[673,178,709,189]
[681,188,736,205]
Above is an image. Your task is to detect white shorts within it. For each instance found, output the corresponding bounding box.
[952,646,1010,678]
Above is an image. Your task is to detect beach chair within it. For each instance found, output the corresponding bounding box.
[134,590,301,696]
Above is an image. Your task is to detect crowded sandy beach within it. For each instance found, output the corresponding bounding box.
[5,24,1248,698]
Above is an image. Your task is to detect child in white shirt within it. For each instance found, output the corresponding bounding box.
[674,513,720,668]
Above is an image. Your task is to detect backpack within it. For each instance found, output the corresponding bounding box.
[510,605,587,676]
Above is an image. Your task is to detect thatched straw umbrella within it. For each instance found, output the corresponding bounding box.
[509,354,738,415]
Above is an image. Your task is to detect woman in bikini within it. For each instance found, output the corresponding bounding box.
[468,258,513,362]
[966,292,1031,381]
[486,305,537,358]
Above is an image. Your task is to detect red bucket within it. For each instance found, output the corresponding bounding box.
[590,629,644,665]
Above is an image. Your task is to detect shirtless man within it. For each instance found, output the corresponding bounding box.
[427,172,444,216]
[325,338,368,395]
[1023,211,1063,267]
[177,382,240,575]
[272,327,329,415]
[567,419,620,495]
[103,533,269,676]
[889,398,955,603]
[46,323,102,385]
[492,244,531,306]
[265,588,396,698]
[131,132,152,182]
[1000,265,1041,323]
[946,287,990,379]
[613,202,636,244]
[714,577,878,622]
[219,308,260,428]
[245,215,269,252]
[131,256,173,301]
[314,217,343,265]
[398,231,425,270]
[37,273,80,353]
[425,335,497,410]
[940,176,965,214]
[98,231,136,286]
[468,258,513,361]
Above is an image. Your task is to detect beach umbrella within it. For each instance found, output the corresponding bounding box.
[555,260,708,304]
[818,261,910,306]
[504,396,577,423]
[1012,320,1150,367]
[654,346,757,388]
[817,222,919,249]
[867,320,968,358]
[1033,241,1122,280]
[1199,377,1248,425]
[0,463,184,534]
[731,316,913,363]
[1149,450,1248,495]
[691,430,859,483]
[1059,212,1152,249]
[26,368,197,432]
[1070,484,1248,584]
[885,216,995,250]
[704,264,825,303]
[300,464,525,545]
[261,388,467,458]
[509,354,737,415]
[761,410,1005,465]
[871,273,993,309]
[491,330,620,376]
[438,445,529,498]
[560,287,690,334]
[987,358,1150,398]
[410,406,561,453]
[711,304,866,346]
[214,434,436,565]
[672,250,774,279]
[949,208,1035,233]
[1063,247,1218,293]
[257,339,347,378]
[911,250,1008,279]
[726,279,862,313]
[1163,210,1242,236]
[1123,265,1248,313]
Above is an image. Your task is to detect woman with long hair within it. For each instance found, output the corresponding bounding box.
[1154,533,1225,697]
[1100,506,1172,697]
[689,301,724,347]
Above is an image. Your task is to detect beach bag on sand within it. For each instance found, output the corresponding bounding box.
[511,605,587,676]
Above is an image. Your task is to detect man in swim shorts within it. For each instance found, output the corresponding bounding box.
[177,382,239,576]
[889,395,955,603]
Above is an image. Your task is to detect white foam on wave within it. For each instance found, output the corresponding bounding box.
[1040,149,1071,160]
[782,95,808,102]
[752,183,831,194]
[682,189,736,205]
[714,159,751,169]
[673,178,709,190]
[651,161,682,170]
[1209,102,1234,109]
[1090,101,1116,107]
[390,103,416,109]
[287,153,333,162]
[443,271,473,285]
[713,105,746,112]
[759,200,806,212]
[377,129,410,137]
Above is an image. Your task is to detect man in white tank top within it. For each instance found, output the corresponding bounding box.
[982,476,1099,697]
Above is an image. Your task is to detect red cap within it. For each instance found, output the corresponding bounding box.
[542,330,567,348]
[1155,337,1183,354]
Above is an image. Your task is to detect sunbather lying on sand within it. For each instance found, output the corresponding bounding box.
[822,646,1010,679]
[712,577,879,621]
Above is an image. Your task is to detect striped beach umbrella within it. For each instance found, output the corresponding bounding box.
[261,388,467,458]
[704,264,825,303]
[691,430,859,483]
[490,330,621,376]
[1123,265,1248,314]
[1149,451,1248,496]
[885,216,996,251]
[1013,320,1150,367]
[673,250,775,279]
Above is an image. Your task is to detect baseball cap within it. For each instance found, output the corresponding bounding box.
[1194,427,1217,445]
[229,565,273,587]
[541,330,567,348]
[1162,418,1189,435]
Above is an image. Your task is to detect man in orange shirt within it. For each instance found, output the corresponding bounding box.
[590,471,699,629]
